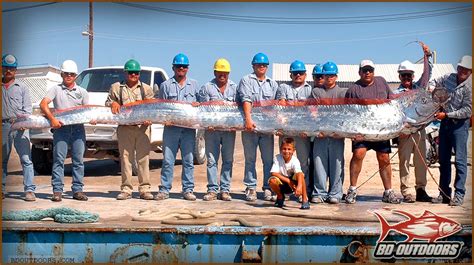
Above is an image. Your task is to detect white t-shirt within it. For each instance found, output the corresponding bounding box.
[270,154,302,178]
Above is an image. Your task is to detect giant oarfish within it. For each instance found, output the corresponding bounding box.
[10,88,448,141]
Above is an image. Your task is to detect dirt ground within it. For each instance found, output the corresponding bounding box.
[2,131,472,228]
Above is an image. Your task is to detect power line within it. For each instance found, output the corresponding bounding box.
[113,2,471,24]
[2,2,58,13]
[90,26,471,46]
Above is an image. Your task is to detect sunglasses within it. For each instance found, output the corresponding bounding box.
[400,73,413,78]
[174,65,189,69]
[361,68,374,73]
[127,71,140,76]
[292,71,306,76]
[313,74,324,79]
[3,67,17,72]
[63,72,77,77]
[254,64,268,68]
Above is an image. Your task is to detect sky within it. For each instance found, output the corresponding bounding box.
[2,2,472,83]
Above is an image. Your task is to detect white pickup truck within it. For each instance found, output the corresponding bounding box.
[29,66,206,175]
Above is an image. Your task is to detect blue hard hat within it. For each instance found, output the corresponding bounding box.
[289,60,306,73]
[172,53,190,66]
[312,64,323,75]
[2,54,18,68]
[251,52,269,65]
[322,61,338,75]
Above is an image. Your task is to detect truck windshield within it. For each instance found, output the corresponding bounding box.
[76,69,152,92]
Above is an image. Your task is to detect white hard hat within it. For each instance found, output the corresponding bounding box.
[60,60,78,74]
[398,60,416,73]
[457,55,472,70]
[359,59,375,69]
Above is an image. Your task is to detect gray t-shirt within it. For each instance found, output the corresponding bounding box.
[45,83,89,110]
[345,76,392,99]
[312,85,348,99]
[2,80,32,119]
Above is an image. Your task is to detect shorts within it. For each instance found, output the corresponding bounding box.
[268,176,297,194]
[352,140,391,153]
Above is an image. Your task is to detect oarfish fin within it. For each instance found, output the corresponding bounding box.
[372,211,393,243]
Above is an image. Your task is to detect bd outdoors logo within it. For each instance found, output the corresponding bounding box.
[371,209,463,259]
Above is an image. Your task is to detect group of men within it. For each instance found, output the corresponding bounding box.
[2,47,471,207]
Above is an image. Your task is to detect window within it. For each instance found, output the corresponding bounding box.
[76,69,152,92]
[153,71,166,95]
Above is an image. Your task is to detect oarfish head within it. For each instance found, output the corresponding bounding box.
[431,87,450,105]
[402,87,448,127]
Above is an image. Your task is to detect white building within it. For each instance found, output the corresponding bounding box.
[272,63,455,89]
[15,65,62,104]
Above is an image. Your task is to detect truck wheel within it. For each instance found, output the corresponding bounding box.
[193,130,206,165]
[31,146,53,175]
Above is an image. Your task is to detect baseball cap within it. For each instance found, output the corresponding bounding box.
[457,55,472,70]
[359,59,375,69]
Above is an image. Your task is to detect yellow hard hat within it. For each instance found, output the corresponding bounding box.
[213,58,231,72]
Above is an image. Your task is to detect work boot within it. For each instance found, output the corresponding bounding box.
[402,193,415,203]
[51,192,62,202]
[382,190,401,204]
[24,192,36,202]
[116,192,131,200]
[219,191,232,201]
[154,192,169,200]
[203,192,217,201]
[245,188,257,202]
[416,188,432,202]
[139,192,154,200]
[73,192,88,201]
[183,192,196,201]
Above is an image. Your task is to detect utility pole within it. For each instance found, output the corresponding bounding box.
[88,2,93,68]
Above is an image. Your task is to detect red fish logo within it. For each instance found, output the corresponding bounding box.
[372,210,462,243]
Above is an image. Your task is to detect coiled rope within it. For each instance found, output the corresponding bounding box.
[2,207,99,223]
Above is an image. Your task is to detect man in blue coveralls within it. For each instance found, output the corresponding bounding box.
[155,53,200,201]
[237,52,279,201]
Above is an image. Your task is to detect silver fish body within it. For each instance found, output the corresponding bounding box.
[10,88,447,141]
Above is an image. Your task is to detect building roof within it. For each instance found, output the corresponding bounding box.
[272,63,455,83]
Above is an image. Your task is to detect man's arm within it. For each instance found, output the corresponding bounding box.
[39,97,62,129]
[237,77,256,130]
[447,86,472,119]
[416,43,433,89]
[243,101,255,131]
[156,82,167,99]
[105,84,121,114]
